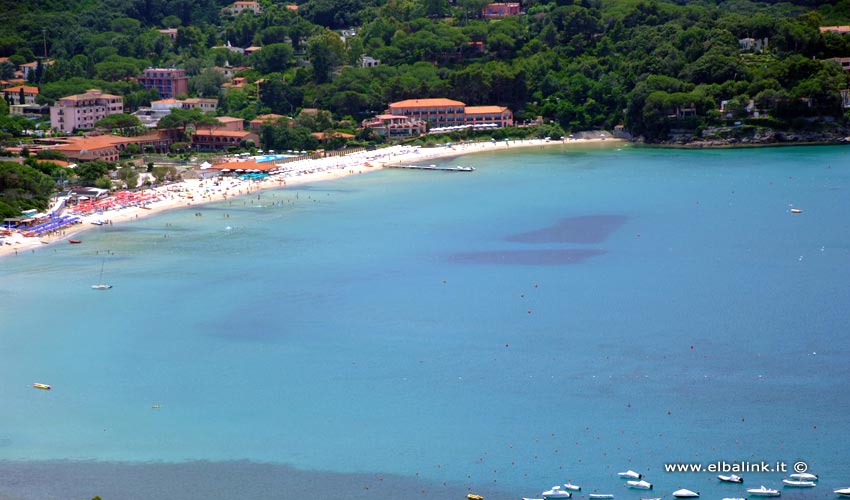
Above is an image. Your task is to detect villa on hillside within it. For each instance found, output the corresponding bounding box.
[223,1,262,15]
[1,85,39,105]
[820,25,850,34]
[482,3,521,18]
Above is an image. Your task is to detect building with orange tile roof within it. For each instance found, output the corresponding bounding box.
[19,60,54,81]
[191,129,259,151]
[193,116,245,132]
[384,98,513,130]
[482,2,521,18]
[49,133,172,162]
[464,105,513,128]
[1,85,39,105]
[249,114,288,131]
[50,89,124,134]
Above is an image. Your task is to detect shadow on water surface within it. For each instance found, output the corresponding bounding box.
[505,215,628,244]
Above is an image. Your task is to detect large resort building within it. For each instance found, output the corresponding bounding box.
[137,68,190,99]
[49,89,124,134]
[363,98,513,137]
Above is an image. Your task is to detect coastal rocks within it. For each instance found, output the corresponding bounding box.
[651,124,850,147]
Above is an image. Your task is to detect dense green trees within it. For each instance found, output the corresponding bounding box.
[0,0,849,145]
[0,162,55,218]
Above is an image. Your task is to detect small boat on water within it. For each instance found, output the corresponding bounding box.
[790,208,803,214]
[747,486,780,497]
[672,489,700,498]
[563,484,581,491]
[782,479,815,488]
[788,473,817,481]
[619,470,642,480]
[719,475,744,483]
[628,480,653,490]
[834,488,850,497]
[723,497,746,500]
[69,239,82,244]
[467,494,484,500]
[454,165,475,172]
[589,494,614,499]
[33,383,51,390]
[641,497,662,500]
[91,260,112,290]
[543,486,571,499]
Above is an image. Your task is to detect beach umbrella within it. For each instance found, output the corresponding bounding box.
[200,161,212,169]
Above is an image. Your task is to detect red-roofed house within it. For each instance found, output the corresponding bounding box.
[820,25,850,34]
[482,3,521,18]
[50,89,124,134]
[224,1,262,15]
[360,114,427,138]
[19,60,54,81]
[249,114,287,131]
[197,116,244,132]
[1,85,39,105]
[191,130,259,151]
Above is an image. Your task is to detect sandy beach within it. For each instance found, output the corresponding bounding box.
[0,137,619,259]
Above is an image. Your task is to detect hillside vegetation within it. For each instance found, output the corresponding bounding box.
[1,0,850,143]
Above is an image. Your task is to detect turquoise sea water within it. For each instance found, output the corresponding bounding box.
[2,143,849,500]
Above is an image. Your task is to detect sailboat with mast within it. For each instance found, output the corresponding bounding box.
[91,261,112,290]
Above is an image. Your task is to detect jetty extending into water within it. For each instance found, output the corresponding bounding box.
[388,164,475,172]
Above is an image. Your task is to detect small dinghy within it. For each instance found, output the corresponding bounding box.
[673,489,700,498]
[719,475,744,484]
[628,480,653,490]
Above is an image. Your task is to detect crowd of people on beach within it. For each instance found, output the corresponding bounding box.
[0,138,610,258]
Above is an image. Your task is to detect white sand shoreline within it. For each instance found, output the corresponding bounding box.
[0,137,621,259]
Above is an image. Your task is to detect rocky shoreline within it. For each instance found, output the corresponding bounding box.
[638,125,850,148]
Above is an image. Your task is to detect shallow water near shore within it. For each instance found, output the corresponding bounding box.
[2,143,850,500]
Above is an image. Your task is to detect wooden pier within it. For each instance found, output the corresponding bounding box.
[388,164,475,172]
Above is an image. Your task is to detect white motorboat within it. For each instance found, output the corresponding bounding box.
[589,494,614,499]
[782,479,815,488]
[723,498,746,500]
[672,489,700,498]
[747,486,781,497]
[641,497,662,500]
[563,484,582,491]
[543,486,571,499]
[719,475,744,483]
[834,488,850,497]
[619,470,642,480]
[628,480,653,490]
[789,473,818,481]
